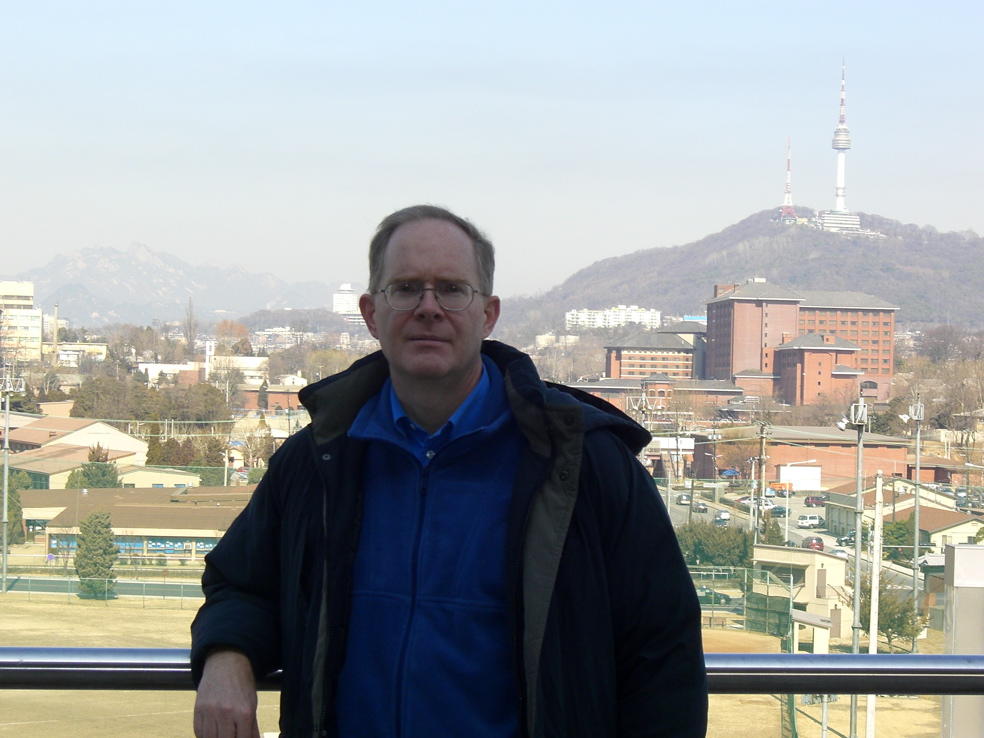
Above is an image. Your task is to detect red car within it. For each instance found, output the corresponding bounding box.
[804,496,826,507]
[801,536,824,551]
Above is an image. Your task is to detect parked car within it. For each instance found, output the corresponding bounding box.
[675,493,692,506]
[801,536,824,551]
[774,487,795,498]
[804,496,826,507]
[797,514,825,529]
[770,506,789,518]
[756,498,776,510]
[691,500,708,513]
[695,585,732,605]
[734,496,751,507]
[836,529,868,547]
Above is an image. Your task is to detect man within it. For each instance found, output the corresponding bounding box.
[191,205,707,737]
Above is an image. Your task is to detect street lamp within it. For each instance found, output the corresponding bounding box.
[836,396,867,738]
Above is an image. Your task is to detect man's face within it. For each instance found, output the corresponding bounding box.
[359,218,500,389]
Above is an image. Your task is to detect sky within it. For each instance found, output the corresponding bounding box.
[2,1,982,299]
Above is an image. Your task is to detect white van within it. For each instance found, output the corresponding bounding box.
[797,514,824,529]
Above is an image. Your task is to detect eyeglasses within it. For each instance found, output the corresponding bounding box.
[378,281,483,311]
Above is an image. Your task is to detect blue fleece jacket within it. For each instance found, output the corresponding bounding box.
[334,357,524,737]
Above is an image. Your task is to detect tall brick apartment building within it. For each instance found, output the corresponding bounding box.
[706,278,897,404]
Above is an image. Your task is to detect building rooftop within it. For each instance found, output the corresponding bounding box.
[658,321,707,336]
[795,290,898,311]
[605,332,694,350]
[706,281,803,305]
[769,426,908,446]
[704,279,899,312]
[775,334,860,351]
[889,505,984,534]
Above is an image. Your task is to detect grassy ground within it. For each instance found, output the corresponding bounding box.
[0,594,944,737]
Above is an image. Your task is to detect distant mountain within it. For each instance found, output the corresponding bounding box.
[5,243,351,326]
[497,208,984,339]
[9,211,981,334]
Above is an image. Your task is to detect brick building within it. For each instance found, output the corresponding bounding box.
[705,279,897,404]
[605,332,697,380]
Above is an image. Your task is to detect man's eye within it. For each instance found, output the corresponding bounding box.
[439,282,464,295]
[393,283,419,294]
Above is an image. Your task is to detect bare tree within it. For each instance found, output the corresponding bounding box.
[182,297,199,355]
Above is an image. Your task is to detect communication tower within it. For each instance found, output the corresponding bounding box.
[779,138,797,224]
[820,63,861,232]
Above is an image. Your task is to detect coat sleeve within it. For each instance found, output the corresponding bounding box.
[586,432,708,737]
[189,450,288,685]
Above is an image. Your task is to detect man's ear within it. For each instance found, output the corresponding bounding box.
[360,293,379,339]
[482,295,501,338]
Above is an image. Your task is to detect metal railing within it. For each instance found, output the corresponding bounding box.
[2,648,984,694]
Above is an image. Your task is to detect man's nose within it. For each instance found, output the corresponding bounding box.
[414,288,445,315]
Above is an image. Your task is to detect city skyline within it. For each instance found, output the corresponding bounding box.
[2,2,981,299]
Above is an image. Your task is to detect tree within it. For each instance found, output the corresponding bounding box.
[5,470,31,544]
[65,445,122,489]
[882,517,926,564]
[257,380,269,411]
[674,521,754,567]
[231,337,254,357]
[761,515,785,546]
[858,573,927,653]
[717,437,758,481]
[182,297,199,355]
[74,510,119,599]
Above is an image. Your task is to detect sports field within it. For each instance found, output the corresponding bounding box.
[0,595,942,737]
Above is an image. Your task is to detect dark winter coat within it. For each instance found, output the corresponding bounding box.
[191,340,707,737]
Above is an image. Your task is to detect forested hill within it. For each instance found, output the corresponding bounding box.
[497,208,984,339]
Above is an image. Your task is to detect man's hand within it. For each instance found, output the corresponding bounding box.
[194,649,261,738]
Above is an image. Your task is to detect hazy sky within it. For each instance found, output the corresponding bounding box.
[2,1,981,299]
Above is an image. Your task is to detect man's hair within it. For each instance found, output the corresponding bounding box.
[368,205,495,295]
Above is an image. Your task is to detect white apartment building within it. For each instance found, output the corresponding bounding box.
[565,305,661,332]
[332,283,360,315]
[0,281,43,363]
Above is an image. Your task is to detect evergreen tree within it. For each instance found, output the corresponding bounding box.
[257,380,269,411]
[5,470,31,544]
[65,445,122,489]
[762,516,785,546]
[74,510,119,599]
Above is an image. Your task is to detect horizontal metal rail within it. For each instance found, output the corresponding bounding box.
[2,648,984,694]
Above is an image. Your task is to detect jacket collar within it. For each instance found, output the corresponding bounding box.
[299,340,651,453]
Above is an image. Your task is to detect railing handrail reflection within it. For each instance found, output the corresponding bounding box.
[3,648,984,694]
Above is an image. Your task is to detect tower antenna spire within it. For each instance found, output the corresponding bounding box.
[831,61,852,213]
[780,138,797,223]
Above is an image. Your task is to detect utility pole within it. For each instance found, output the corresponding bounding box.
[865,472,884,738]
[2,372,26,594]
[753,421,770,545]
[838,396,867,738]
[910,395,924,652]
